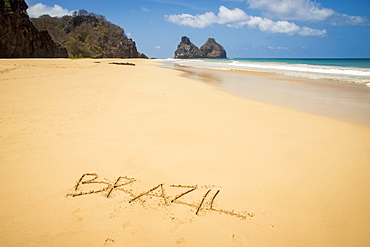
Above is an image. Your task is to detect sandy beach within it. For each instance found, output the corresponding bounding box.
[1,58,370,247]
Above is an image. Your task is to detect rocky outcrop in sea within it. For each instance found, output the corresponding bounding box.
[0,0,68,58]
[200,38,227,59]
[174,36,203,59]
[174,36,227,59]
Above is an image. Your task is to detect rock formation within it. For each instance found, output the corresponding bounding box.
[200,38,227,59]
[102,38,141,58]
[174,36,203,59]
[174,36,227,59]
[0,0,68,58]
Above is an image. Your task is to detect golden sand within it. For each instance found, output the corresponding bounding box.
[1,59,369,246]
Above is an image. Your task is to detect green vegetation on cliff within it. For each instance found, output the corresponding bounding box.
[31,10,147,59]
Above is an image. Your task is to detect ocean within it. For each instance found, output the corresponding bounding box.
[169,58,370,85]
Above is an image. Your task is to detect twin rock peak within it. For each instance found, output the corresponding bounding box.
[174,36,227,59]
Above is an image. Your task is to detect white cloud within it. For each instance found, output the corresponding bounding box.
[249,17,300,33]
[28,3,74,18]
[247,0,333,21]
[165,6,326,36]
[165,12,218,28]
[246,16,327,36]
[164,6,249,28]
[217,6,249,25]
[141,7,150,12]
[247,0,367,25]
[298,26,327,36]
[329,13,368,26]
[155,46,161,49]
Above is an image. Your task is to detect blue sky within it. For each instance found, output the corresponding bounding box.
[25,0,370,58]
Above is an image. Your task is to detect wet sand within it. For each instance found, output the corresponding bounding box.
[1,59,370,247]
[173,64,370,127]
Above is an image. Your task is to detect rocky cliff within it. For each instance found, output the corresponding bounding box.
[174,36,226,59]
[0,0,68,58]
[174,36,203,59]
[200,38,227,59]
[31,13,147,59]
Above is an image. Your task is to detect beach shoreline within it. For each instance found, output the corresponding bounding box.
[1,58,369,247]
[167,62,370,127]
[168,58,370,85]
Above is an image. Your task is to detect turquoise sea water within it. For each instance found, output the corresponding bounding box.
[170,58,370,84]
[234,58,370,68]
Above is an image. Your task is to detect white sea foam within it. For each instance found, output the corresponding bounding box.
[174,59,370,84]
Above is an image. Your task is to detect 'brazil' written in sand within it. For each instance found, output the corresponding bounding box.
[67,173,254,220]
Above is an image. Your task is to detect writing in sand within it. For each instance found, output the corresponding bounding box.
[67,173,254,220]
